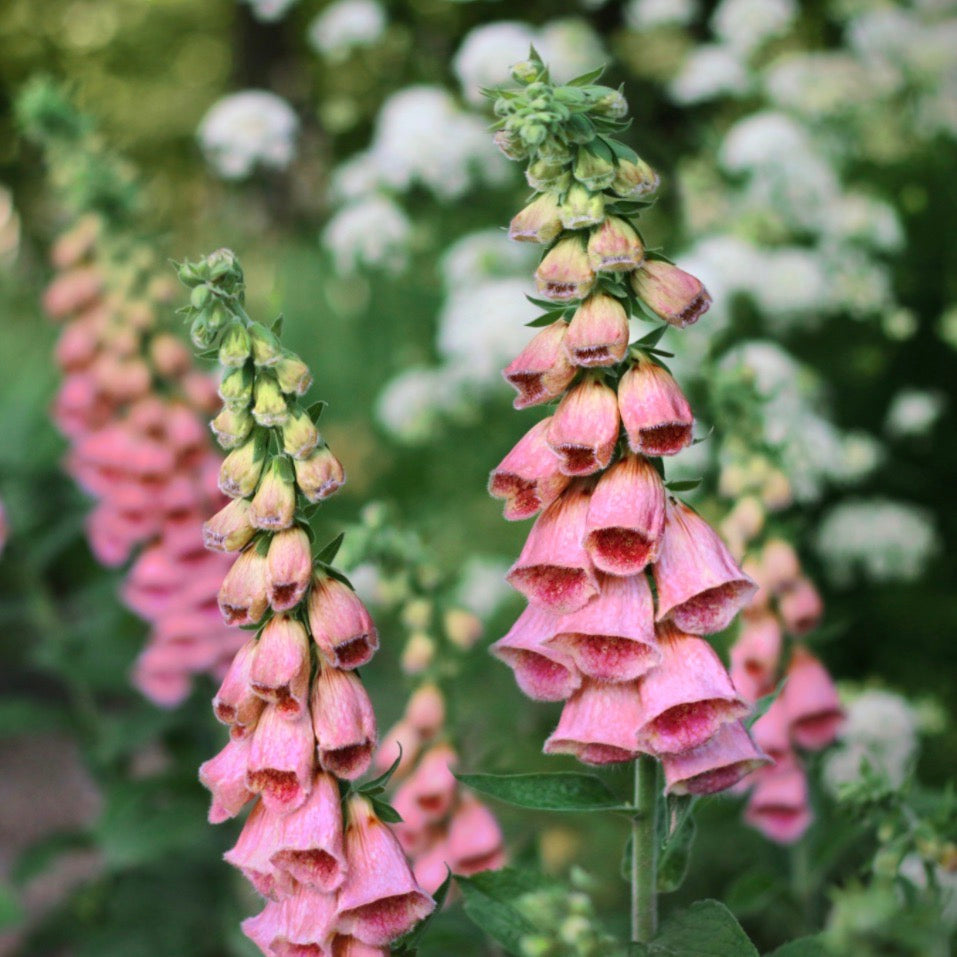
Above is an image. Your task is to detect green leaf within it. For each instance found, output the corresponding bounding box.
[307,400,327,421]
[665,479,702,493]
[633,325,669,349]
[275,455,295,483]
[604,137,639,165]
[525,294,564,310]
[526,310,566,328]
[369,797,402,824]
[638,900,759,957]
[315,532,345,566]
[392,869,452,955]
[746,681,786,730]
[458,868,557,953]
[456,771,626,812]
[0,698,70,737]
[270,314,284,336]
[765,937,829,957]
[359,746,402,793]
[0,883,21,932]
[724,869,780,918]
[657,814,696,893]
[568,65,606,87]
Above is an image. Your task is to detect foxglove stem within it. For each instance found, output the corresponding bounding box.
[631,753,659,944]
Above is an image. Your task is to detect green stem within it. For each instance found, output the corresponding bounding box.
[631,753,659,944]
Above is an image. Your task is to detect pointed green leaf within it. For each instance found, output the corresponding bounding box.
[307,400,327,421]
[634,326,669,349]
[766,936,828,957]
[665,479,702,493]
[640,900,759,956]
[360,745,403,793]
[657,814,696,893]
[568,65,606,87]
[392,869,453,955]
[746,681,787,730]
[456,771,627,812]
[315,532,345,566]
[369,797,402,824]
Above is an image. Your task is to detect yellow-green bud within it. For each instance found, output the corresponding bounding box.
[560,183,605,230]
[511,60,541,85]
[219,440,264,498]
[252,376,289,427]
[526,158,572,193]
[401,598,433,630]
[219,322,252,368]
[218,366,253,410]
[210,406,254,449]
[573,147,617,191]
[249,321,283,367]
[275,352,312,395]
[281,407,320,459]
[612,157,660,199]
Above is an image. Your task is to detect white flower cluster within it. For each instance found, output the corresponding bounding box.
[307,0,386,62]
[452,19,606,105]
[823,688,921,793]
[715,341,882,501]
[884,388,947,439]
[374,230,538,444]
[197,90,299,180]
[815,499,940,584]
[320,194,411,275]
[625,0,698,31]
[241,0,299,22]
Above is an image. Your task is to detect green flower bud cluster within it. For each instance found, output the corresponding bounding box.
[514,879,619,957]
[178,249,347,627]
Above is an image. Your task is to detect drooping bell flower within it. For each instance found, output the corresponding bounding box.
[404,684,446,740]
[744,763,812,844]
[661,721,769,795]
[249,458,296,530]
[583,455,665,575]
[488,417,571,520]
[760,538,801,594]
[506,484,599,614]
[491,603,582,701]
[783,647,843,750]
[508,192,564,244]
[250,614,311,720]
[223,799,295,900]
[396,744,458,821]
[213,637,265,737]
[778,577,824,636]
[586,216,644,272]
[266,526,313,611]
[653,498,757,635]
[242,888,337,956]
[246,704,315,814]
[218,547,269,626]
[534,236,596,302]
[750,694,792,762]
[611,157,659,199]
[563,293,630,368]
[545,377,620,476]
[447,795,507,876]
[635,624,748,755]
[308,573,379,669]
[502,321,576,410]
[618,358,693,457]
[630,260,712,328]
[294,445,346,502]
[311,665,377,780]
[336,795,436,947]
[543,679,646,765]
[544,574,660,683]
[198,734,254,823]
[269,770,348,892]
[203,497,256,552]
[729,612,783,703]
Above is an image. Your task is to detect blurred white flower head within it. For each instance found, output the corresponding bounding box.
[816,499,939,584]
[308,0,386,61]
[241,0,299,22]
[719,111,810,171]
[711,0,796,56]
[322,194,411,275]
[198,90,299,180]
[440,229,536,289]
[375,366,460,444]
[455,555,514,618]
[885,389,947,438]
[823,689,920,792]
[670,44,749,103]
[453,18,606,105]
[626,0,698,30]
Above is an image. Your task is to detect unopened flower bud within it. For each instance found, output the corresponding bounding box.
[572,147,617,191]
[493,130,528,161]
[537,136,573,164]
[631,260,711,328]
[249,322,283,367]
[560,184,605,230]
[252,376,289,427]
[219,440,264,498]
[521,122,547,147]
[612,156,660,199]
[509,193,563,245]
[534,237,596,303]
[510,60,540,85]
[266,527,312,611]
[274,352,312,395]
[526,158,571,193]
[761,469,792,511]
[282,408,320,459]
[294,446,345,502]
[401,632,435,675]
[206,247,243,284]
[219,366,253,409]
[401,598,433,631]
[204,497,256,552]
[249,458,296,531]
[190,312,216,349]
[587,216,644,273]
[219,322,252,368]
[405,683,445,737]
[210,406,254,449]
[591,87,628,120]
[190,284,212,309]
[443,608,482,649]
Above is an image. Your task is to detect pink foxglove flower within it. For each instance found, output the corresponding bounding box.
[546,377,620,476]
[744,762,813,844]
[488,417,570,520]
[778,577,824,636]
[534,236,596,302]
[586,216,645,272]
[308,574,380,669]
[583,455,665,575]
[564,294,630,368]
[653,499,757,635]
[506,484,599,614]
[311,666,377,780]
[247,704,315,814]
[661,721,769,795]
[783,647,843,750]
[250,614,311,720]
[503,321,576,410]
[630,260,712,328]
[618,360,693,457]
[729,612,783,703]
[509,192,564,244]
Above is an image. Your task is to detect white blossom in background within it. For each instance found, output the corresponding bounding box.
[198,91,299,180]
[375,366,461,445]
[885,389,947,438]
[453,19,606,105]
[322,194,411,275]
[307,0,386,61]
[899,856,957,926]
[821,193,903,253]
[625,0,698,30]
[455,556,514,618]
[241,0,298,22]
[763,53,875,120]
[815,499,939,584]
[710,0,796,56]
[439,229,535,289]
[669,44,750,103]
[823,689,920,792]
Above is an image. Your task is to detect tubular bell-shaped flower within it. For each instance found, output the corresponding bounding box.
[180,250,433,953]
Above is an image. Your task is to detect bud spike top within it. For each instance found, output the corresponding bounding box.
[485,57,762,798]
[178,250,433,950]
